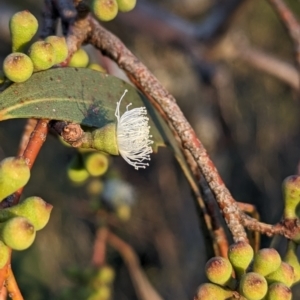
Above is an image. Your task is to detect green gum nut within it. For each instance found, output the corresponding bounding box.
[92,0,118,22]
[282,175,300,219]
[116,0,136,12]
[265,261,294,287]
[95,265,115,284]
[0,196,53,231]
[205,256,234,287]
[116,204,131,221]
[0,157,30,201]
[81,123,119,155]
[228,241,254,278]
[3,53,33,83]
[67,154,89,184]
[88,63,107,73]
[0,241,10,269]
[9,10,38,52]
[83,152,109,177]
[28,41,56,71]
[239,272,268,300]
[68,48,89,68]
[87,286,111,300]
[253,248,281,277]
[194,283,233,300]
[284,240,300,284]
[265,282,292,300]
[0,216,36,250]
[44,36,68,64]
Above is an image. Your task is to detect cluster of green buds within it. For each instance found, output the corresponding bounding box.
[0,157,52,266]
[92,0,137,22]
[2,10,68,83]
[195,242,294,300]
[67,150,110,184]
[62,265,115,300]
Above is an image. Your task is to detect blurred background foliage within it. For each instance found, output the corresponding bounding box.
[1,0,300,299]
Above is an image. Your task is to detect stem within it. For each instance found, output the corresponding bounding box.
[5,265,23,300]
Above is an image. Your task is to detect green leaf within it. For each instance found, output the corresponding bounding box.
[0,67,197,187]
[0,67,165,151]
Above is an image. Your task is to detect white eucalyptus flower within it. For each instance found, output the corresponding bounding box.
[115,89,153,170]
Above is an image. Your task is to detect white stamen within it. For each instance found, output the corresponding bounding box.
[115,89,153,170]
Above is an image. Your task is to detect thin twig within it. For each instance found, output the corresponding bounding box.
[267,0,300,68]
[0,119,50,208]
[107,230,164,300]
[87,16,247,242]
[92,227,108,267]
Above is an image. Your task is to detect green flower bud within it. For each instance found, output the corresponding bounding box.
[0,196,52,231]
[3,53,33,83]
[284,240,300,284]
[0,157,30,201]
[67,154,89,184]
[116,204,131,221]
[83,152,109,177]
[9,10,38,52]
[0,216,36,250]
[266,262,295,287]
[239,272,268,300]
[228,241,254,278]
[116,0,136,12]
[44,36,68,64]
[205,256,233,287]
[87,286,111,300]
[194,283,233,300]
[28,41,56,71]
[0,241,10,268]
[265,282,292,300]
[68,48,89,68]
[283,175,300,219]
[92,0,118,22]
[88,63,107,73]
[95,265,115,284]
[81,123,119,155]
[253,248,281,276]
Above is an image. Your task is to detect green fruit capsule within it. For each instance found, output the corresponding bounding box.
[116,0,136,12]
[3,53,33,83]
[239,272,268,300]
[83,152,109,177]
[284,240,300,284]
[28,41,56,71]
[0,216,36,250]
[68,48,89,68]
[283,175,300,219]
[205,256,233,287]
[0,196,53,231]
[0,157,30,202]
[228,241,254,278]
[96,265,115,284]
[9,10,38,52]
[0,241,10,268]
[194,283,233,300]
[265,282,292,300]
[266,261,294,287]
[92,0,118,22]
[67,154,89,184]
[253,248,281,277]
[44,36,68,64]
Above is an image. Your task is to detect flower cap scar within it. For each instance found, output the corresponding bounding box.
[115,89,153,170]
